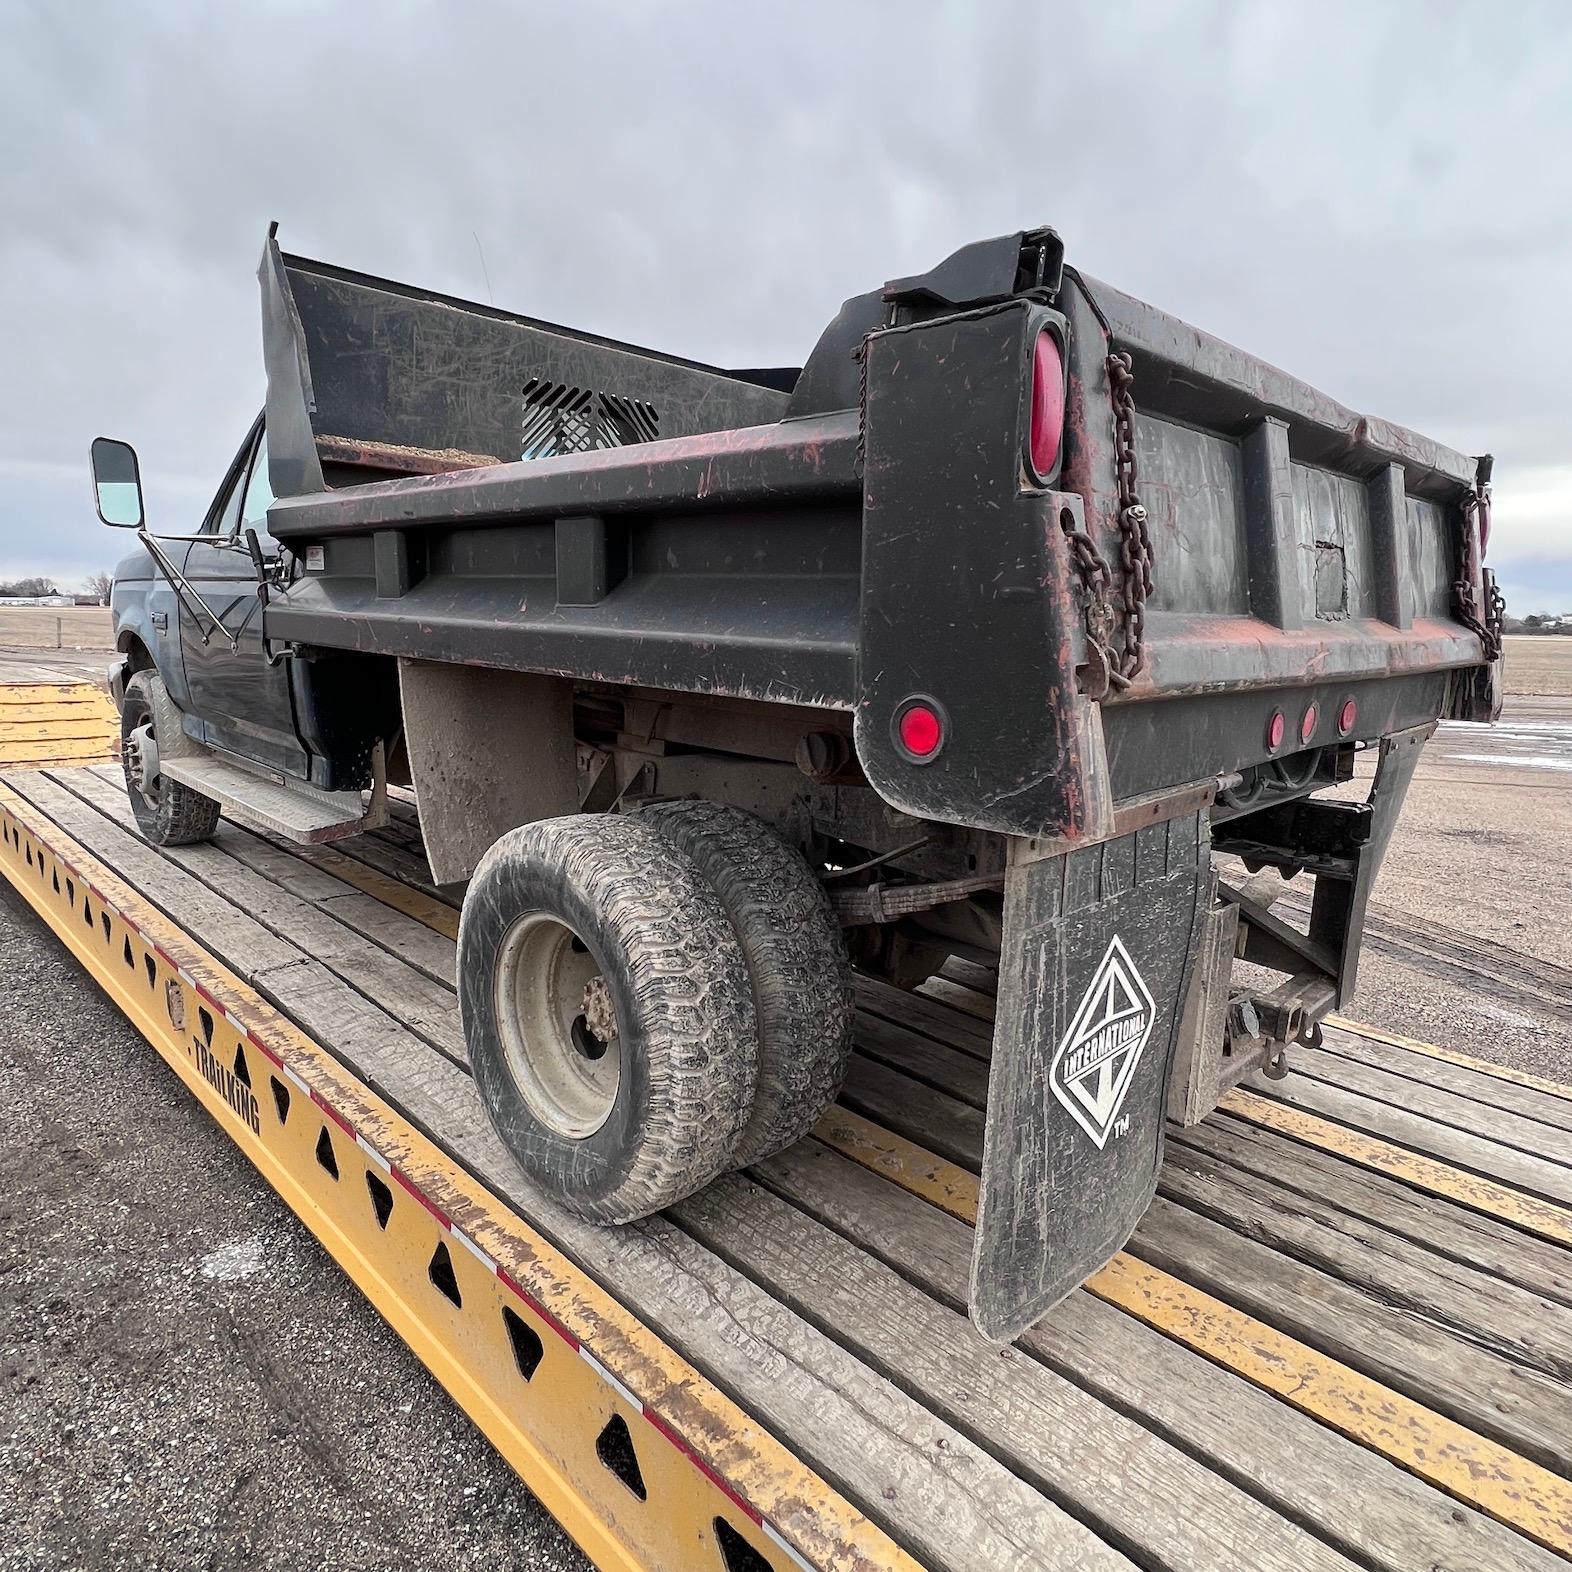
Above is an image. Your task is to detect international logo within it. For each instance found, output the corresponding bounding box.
[1050,935,1155,1149]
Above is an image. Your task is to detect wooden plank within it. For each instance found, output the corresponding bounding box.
[50,769,469,1069]
[0,702,116,724]
[0,716,117,741]
[844,996,1572,1308]
[243,830,463,940]
[1328,1016,1572,1101]
[4,773,303,979]
[0,736,116,764]
[1288,1046,1572,1161]
[0,683,112,704]
[810,1108,1572,1560]
[1318,1025,1572,1133]
[69,766,461,988]
[9,770,1097,1572]
[1132,1195,1572,1473]
[369,814,427,852]
[853,1013,989,1109]
[840,1054,985,1172]
[762,1137,1567,1572]
[1225,1090,1572,1248]
[1250,1073,1572,1207]
[333,825,446,890]
[77,763,465,976]
[1159,1141,1572,1380]
[206,831,458,986]
[1175,1115,1572,1309]
[676,1174,1359,1572]
[0,753,118,774]
[853,975,993,1060]
[916,974,995,1023]
[840,1034,1572,1474]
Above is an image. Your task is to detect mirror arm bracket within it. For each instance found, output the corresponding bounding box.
[137,530,239,653]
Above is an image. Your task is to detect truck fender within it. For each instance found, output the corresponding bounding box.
[396,660,579,884]
[113,602,194,714]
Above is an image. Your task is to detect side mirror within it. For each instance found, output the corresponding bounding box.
[90,437,145,529]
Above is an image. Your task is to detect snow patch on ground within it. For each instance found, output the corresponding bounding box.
[1449,752,1572,772]
[199,1235,268,1282]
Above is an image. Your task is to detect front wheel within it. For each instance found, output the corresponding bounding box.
[120,670,220,847]
[457,814,759,1222]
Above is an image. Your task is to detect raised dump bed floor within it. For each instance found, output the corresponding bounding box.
[3,746,1569,1571]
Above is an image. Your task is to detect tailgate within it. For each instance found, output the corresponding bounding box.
[853,269,1498,839]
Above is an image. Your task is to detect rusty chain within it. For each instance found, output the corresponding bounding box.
[1058,349,1155,695]
[852,338,870,474]
[1105,350,1156,683]
[1454,487,1504,662]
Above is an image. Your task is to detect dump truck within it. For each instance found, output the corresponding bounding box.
[91,223,1503,1340]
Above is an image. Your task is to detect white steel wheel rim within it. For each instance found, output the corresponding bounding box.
[494,912,621,1139]
[124,713,160,809]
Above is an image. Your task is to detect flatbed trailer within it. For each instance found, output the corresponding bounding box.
[5,699,1570,1570]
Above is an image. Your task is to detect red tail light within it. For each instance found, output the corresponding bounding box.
[894,697,945,762]
[1027,330,1065,483]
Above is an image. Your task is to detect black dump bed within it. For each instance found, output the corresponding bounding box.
[258,226,1498,844]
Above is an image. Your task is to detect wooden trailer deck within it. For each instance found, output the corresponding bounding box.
[3,750,1570,1571]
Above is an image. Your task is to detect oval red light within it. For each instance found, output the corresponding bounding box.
[1028,330,1065,481]
[1338,698,1357,734]
[1300,704,1319,745]
[897,703,943,760]
[1266,710,1286,751]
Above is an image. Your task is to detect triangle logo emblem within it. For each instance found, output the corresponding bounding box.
[1050,935,1156,1150]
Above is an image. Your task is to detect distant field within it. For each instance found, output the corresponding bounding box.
[0,606,114,651]
[1502,634,1572,697]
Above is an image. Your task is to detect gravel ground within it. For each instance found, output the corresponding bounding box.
[0,878,588,1572]
[1320,692,1572,1083]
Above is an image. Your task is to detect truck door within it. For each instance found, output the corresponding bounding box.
[179,421,309,778]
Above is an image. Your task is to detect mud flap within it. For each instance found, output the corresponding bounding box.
[970,812,1210,1341]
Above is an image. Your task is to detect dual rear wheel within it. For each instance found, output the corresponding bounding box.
[458,804,853,1221]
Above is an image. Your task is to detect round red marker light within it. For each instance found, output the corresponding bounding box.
[1300,704,1319,745]
[1338,697,1357,735]
[1266,710,1286,751]
[895,700,944,762]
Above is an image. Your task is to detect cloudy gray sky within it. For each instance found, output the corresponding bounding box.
[2,0,1568,610]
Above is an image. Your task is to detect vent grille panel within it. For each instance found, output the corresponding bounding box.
[521,378,660,460]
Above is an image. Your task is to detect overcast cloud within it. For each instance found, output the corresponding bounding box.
[2,0,1568,611]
